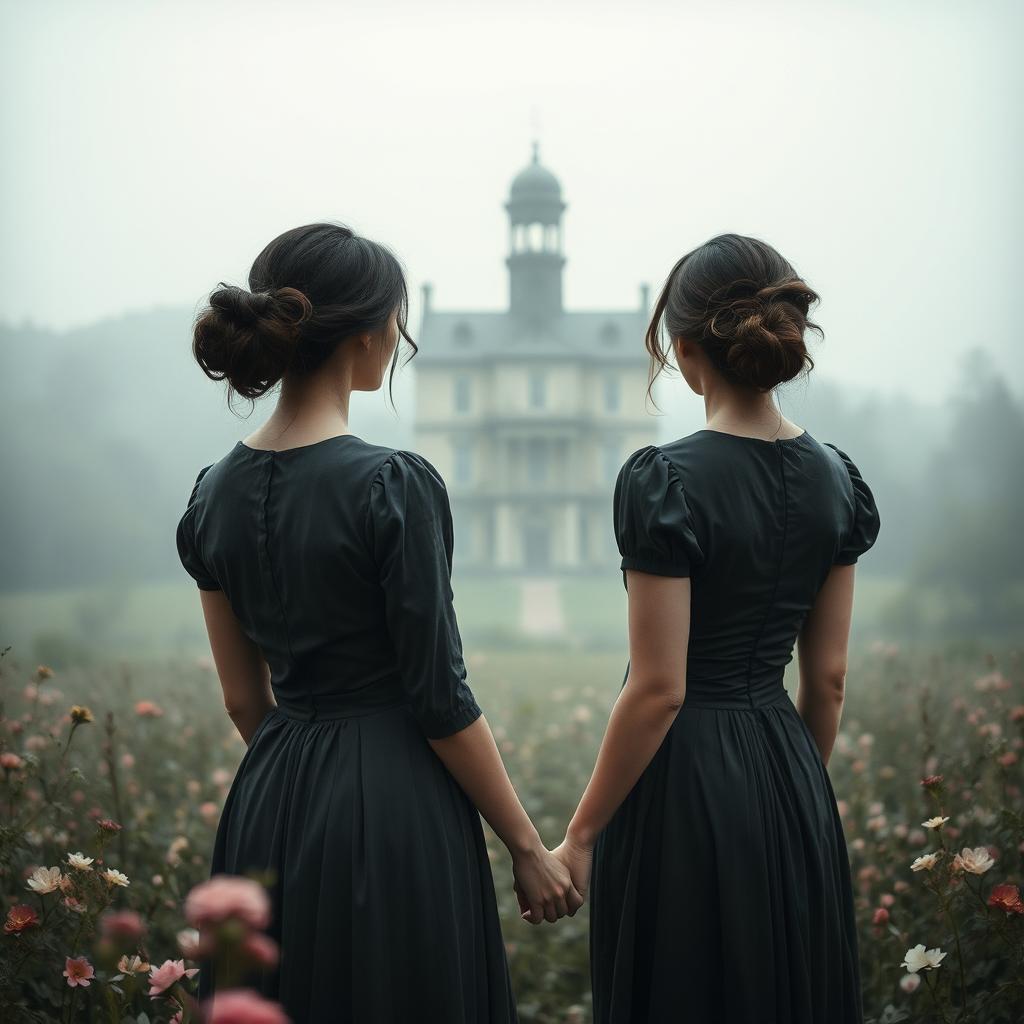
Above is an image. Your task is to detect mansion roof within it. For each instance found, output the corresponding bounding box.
[416,309,651,366]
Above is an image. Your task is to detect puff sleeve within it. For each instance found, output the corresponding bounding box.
[825,443,882,565]
[175,464,221,591]
[613,445,704,583]
[366,450,482,739]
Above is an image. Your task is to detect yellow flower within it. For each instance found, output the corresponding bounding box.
[66,852,95,870]
[69,706,94,724]
[102,868,131,887]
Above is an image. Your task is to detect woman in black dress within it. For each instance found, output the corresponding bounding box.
[552,234,881,1023]
[175,223,582,1022]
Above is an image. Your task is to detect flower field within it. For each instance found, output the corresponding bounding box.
[1,643,1022,1023]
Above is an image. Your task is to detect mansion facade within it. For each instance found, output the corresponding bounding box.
[414,145,658,574]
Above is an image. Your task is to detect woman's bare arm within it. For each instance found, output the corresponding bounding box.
[200,590,275,745]
[429,716,585,924]
[795,563,857,767]
[564,570,691,850]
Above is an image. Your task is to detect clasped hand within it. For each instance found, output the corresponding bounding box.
[512,834,593,925]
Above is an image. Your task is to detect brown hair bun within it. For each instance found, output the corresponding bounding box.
[645,235,824,397]
[193,285,313,401]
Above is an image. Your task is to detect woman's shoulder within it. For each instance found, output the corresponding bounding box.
[366,448,451,519]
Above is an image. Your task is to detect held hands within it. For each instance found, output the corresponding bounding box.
[550,833,593,904]
[512,839,586,925]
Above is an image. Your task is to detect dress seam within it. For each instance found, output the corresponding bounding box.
[261,456,303,714]
[742,443,790,708]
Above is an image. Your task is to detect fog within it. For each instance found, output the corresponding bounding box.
[1,0,1021,659]
[3,0,1020,396]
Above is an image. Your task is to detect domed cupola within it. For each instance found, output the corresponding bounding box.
[505,143,566,323]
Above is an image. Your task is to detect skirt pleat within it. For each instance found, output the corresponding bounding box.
[590,697,863,1024]
[197,705,517,1024]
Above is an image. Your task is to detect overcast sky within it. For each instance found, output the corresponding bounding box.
[1,0,1020,404]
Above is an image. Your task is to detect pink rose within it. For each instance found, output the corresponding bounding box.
[148,958,199,996]
[185,875,271,931]
[202,988,292,1023]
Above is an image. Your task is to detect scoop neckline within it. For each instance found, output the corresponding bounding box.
[235,432,361,455]
[693,427,809,445]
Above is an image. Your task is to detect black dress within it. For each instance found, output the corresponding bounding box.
[589,429,881,1024]
[175,435,518,1024]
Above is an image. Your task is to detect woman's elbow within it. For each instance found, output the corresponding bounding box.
[627,676,686,712]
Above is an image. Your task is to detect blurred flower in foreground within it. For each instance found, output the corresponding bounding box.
[202,988,292,1023]
[185,874,271,931]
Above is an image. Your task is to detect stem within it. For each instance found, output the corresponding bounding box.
[923,970,952,1024]
[943,895,969,1019]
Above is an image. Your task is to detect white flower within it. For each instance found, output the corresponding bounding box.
[922,816,949,830]
[102,868,130,887]
[25,866,63,893]
[910,853,940,872]
[901,944,947,973]
[66,852,94,870]
[899,973,921,993]
[952,846,994,874]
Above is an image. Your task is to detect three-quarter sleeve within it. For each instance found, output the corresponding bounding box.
[825,443,882,564]
[366,450,482,739]
[613,445,704,582]
[175,464,221,591]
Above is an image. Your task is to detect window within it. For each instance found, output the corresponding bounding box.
[454,374,471,414]
[528,369,546,409]
[527,439,547,483]
[602,441,620,484]
[603,375,620,412]
[455,440,473,485]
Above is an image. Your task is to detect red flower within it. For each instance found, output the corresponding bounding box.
[920,775,944,789]
[4,904,40,934]
[988,884,1024,915]
[97,819,122,833]
[872,907,890,926]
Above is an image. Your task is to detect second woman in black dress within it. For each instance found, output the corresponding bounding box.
[552,234,881,1023]
[175,224,582,1023]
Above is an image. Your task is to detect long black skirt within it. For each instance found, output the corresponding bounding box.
[589,690,864,1024]
[196,702,518,1024]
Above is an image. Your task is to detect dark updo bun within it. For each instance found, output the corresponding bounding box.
[645,234,823,397]
[194,285,312,401]
[191,223,415,404]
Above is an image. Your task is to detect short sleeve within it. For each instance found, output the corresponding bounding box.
[365,451,482,739]
[825,443,882,565]
[175,465,222,591]
[613,445,703,583]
